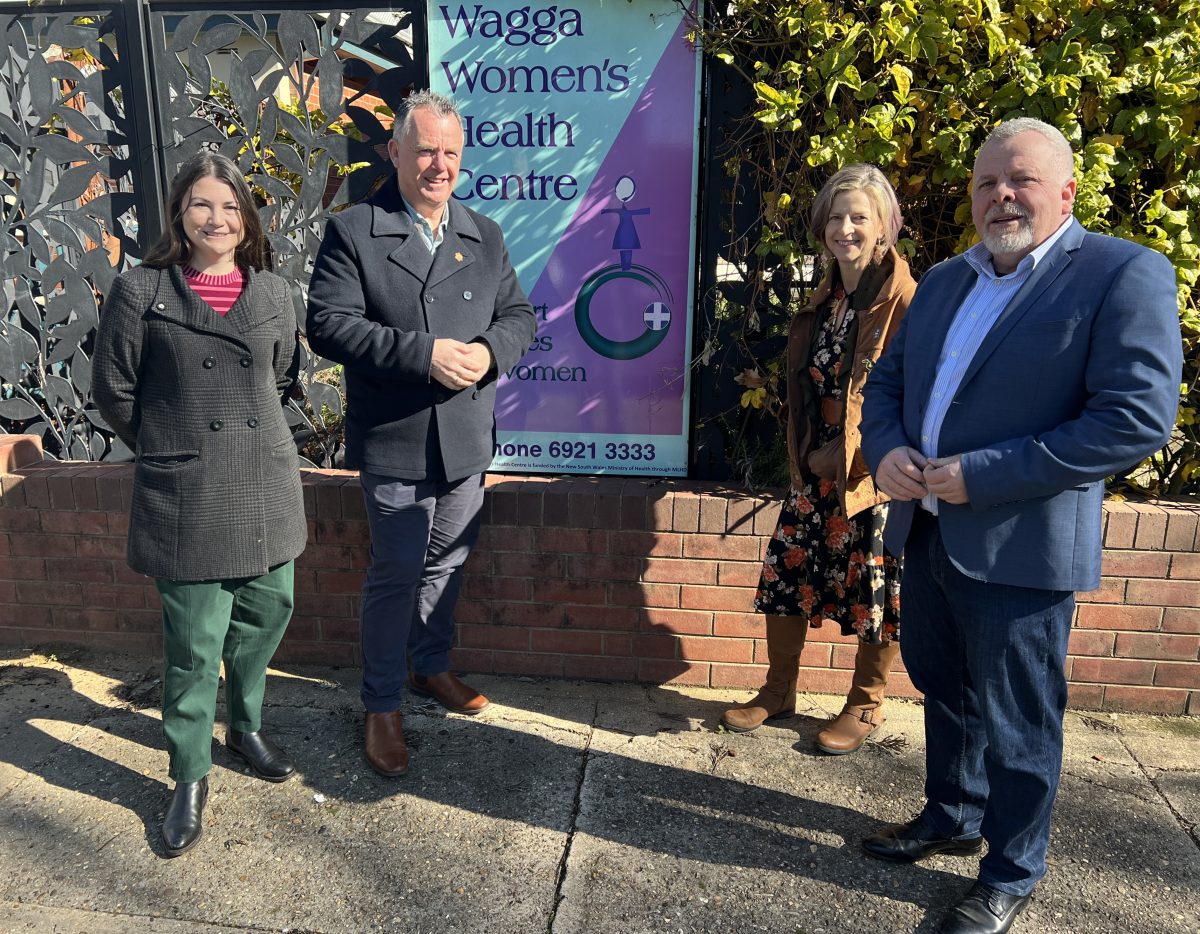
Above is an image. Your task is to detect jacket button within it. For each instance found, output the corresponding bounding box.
[472,389,480,400]
[156,302,165,310]
[209,419,223,431]
[435,392,447,404]
[247,417,258,428]
[240,356,252,367]
[203,357,216,369]
[425,294,435,303]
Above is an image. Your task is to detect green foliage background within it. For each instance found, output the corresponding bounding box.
[698,0,1198,495]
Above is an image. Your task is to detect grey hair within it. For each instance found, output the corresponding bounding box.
[978,118,1074,182]
[809,163,904,256]
[394,90,462,140]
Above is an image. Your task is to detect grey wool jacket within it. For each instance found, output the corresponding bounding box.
[306,179,536,481]
[92,263,307,581]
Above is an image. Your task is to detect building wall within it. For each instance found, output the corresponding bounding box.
[1,446,1197,715]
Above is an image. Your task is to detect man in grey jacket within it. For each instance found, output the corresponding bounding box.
[307,91,536,777]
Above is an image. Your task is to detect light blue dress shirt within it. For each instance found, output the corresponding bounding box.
[920,217,1074,514]
[399,192,449,255]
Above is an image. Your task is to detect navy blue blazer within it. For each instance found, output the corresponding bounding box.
[861,219,1183,592]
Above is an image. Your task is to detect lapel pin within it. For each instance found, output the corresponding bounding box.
[463,290,472,300]
[454,252,464,262]
[862,358,875,370]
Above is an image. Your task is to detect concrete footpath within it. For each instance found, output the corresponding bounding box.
[0,647,1196,934]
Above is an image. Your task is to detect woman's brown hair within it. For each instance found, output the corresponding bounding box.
[142,152,269,272]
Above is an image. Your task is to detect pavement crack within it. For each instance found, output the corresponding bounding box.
[1118,734,1199,852]
[546,698,597,934]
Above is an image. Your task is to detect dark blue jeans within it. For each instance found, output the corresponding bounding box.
[902,509,1073,896]
[359,470,485,713]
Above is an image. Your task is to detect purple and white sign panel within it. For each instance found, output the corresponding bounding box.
[429,1,703,475]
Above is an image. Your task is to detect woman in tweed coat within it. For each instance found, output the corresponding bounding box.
[93,153,306,857]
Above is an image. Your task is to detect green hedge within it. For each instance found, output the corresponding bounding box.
[699,0,1198,494]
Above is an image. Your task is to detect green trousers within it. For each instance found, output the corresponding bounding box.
[156,561,294,783]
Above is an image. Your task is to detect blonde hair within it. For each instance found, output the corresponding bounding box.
[808,163,903,258]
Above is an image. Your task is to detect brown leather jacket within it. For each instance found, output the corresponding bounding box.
[784,248,916,517]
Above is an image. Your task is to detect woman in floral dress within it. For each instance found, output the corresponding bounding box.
[722,165,916,754]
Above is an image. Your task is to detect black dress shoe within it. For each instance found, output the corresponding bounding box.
[161,776,207,857]
[226,729,296,782]
[938,882,1031,934]
[862,816,985,862]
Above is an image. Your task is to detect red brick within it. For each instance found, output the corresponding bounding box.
[1163,608,1200,633]
[712,612,765,638]
[794,666,853,695]
[1075,604,1162,631]
[50,606,118,631]
[16,581,82,605]
[315,519,370,546]
[1066,682,1106,710]
[316,618,359,643]
[463,575,531,601]
[45,557,115,584]
[448,647,493,673]
[293,592,353,619]
[595,492,624,531]
[533,527,608,555]
[1125,579,1200,607]
[340,482,367,520]
[454,599,489,625]
[632,632,678,659]
[567,554,641,582]
[717,561,762,587]
[114,608,163,632]
[1130,503,1168,550]
[680,584,755,612]
[0,435,43,472]
[496,552,560,578]
[277,618,319,642]
[643,557,716,585]
[1071,657,1155,685]
[531,629,604,655]
[46,475,76,510]
[647,490,673,531]
[1100,551,1171,578]
[830,642,860,669]
[72,476,99,512]
[1114,632,1199,661]
[640,607,711,635]
[610,582,680,608]
[1103,503,1137,548]
[679,636,753,663]
[560,605,639,631]
[1102,684,1188,715]
[298,543,369,571]
[458,623,531,651]
[276,641,358,666]
[0,508,40,532]
[107,513,130,536]
[698,495,728,534]
[76,536,127,559]
[710,663,767,689]
[1075,577,1126,604]
[631,659,703,686]
[85,584,148,610]
[1067,630,1116,657]
[529,579,605,605]
[682,534,767,561]
[725,497,758,536]
[0,532,8,557]
[1164,508,1199,551]
[490,488,519,525]
[0,604,51,627]
[602,633,633,656]
[492,651,564,677]
[315,570,364,594]
[1154,662,1200,689]
[20,475,50,509]
[796,642,834,668]
[609,530,682,557]
[619,488,648,530]
[566,487,594,528]
[561,654,634,681]
[113,564,151,586]
[10,533,77,557]
[1171,553,1200,580]
[672,491,700,532]
[0,557,47,581]
[314,481,342,520]
[1188,691,1200,716]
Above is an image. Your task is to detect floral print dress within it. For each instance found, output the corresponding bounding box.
[753,300,901,645]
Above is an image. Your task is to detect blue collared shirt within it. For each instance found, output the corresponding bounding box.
[920,217,1075,514]
[399,191,449,255]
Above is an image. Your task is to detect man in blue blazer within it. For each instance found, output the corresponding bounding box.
[308,91,536,778]
[859,118,1183,934]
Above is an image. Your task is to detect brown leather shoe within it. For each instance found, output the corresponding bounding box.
[408,671,490,714]
[815,704,882,755]
[364,711,409,777]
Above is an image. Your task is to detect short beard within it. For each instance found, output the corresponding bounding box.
[981,211,1034,259]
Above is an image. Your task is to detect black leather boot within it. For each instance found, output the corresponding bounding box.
[161,776,208,857]
[226,729,296,782]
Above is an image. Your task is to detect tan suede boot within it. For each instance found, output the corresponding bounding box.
[815,640,900,755]
[721,616,807,733]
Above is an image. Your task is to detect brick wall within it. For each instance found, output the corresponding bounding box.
[1,451,1197,715]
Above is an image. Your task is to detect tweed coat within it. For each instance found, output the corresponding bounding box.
[306,178,536,482]
[784,248,916,517]
[92,264,307,581]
